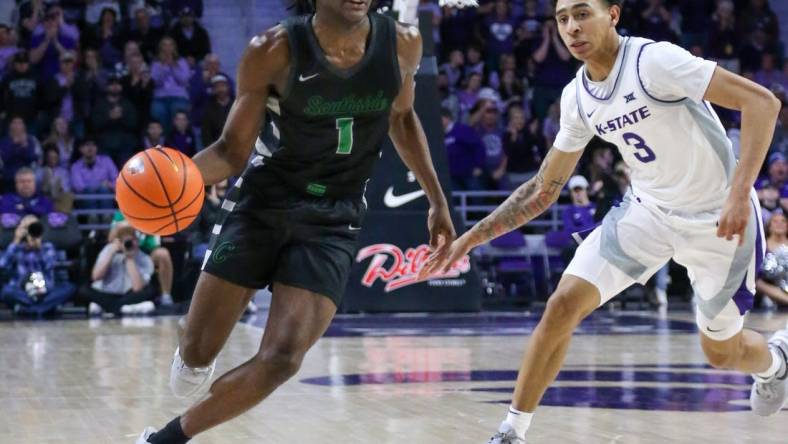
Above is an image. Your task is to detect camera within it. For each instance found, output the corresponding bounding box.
[123,239,135,250]
[27,221,43,239]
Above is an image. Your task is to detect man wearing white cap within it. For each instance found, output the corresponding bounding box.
[200,74,232,147]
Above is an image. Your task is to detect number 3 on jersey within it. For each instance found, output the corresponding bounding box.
[336,117,354,155]
[622,132,656,163]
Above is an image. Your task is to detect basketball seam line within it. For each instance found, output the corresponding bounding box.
[119,170,171,209]
[152,186,204,234]
[122,186,205,221]
[154,147,188,204]
[143,149,180,233]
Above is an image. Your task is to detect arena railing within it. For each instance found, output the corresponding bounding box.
[72,194,118,231]
[451,190,566,232]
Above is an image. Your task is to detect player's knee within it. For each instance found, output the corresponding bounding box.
[702,337,741,370]
[256,347,304,382]
[151,247,172,264]
[703,347,737,369]
[542,291,585,333]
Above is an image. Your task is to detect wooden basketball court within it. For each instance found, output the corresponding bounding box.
[1,309,787,443]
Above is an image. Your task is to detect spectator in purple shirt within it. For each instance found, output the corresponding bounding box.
[457,72,483,122]
[29,3,80,43]
[28,8,77,80]
[473,100,506,188]
[0,167,53,218]
[563,175,596,235]
[463,45,485,79]
[166,111,198,156]
[552,175,598,256]
[0,117,39,189]
[484,0,517,67]
[439,49,464,93]
[442,108,485,191]
[150,36,191,133]
[70,138,118,210]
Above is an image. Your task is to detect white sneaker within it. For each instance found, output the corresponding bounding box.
[89,302,103,315]
[750,328,788,416]
[487,422,525,444]
[134,426,156,443]
[169,347,215,398]
[121,301,156,315]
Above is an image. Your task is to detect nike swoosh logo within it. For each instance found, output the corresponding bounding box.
[299,73,319,82]
[586,109,596,118]
[706,326,725,333]
[383,187,426,208]
[348,224,362,231]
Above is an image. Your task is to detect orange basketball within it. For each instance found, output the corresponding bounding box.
[116,147,205,236]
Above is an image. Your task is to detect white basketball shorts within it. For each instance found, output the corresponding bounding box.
[564,190,764,341]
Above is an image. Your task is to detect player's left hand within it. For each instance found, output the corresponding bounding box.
[717,194,750,245]
[426,203,456,265]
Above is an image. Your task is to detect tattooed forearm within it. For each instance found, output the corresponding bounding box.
[469,153,568,246]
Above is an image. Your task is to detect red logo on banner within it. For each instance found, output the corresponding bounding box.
[356,243,471,292]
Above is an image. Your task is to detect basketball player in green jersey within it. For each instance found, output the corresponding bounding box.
[135,1,455,442]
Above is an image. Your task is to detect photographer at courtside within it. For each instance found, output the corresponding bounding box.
[82,222,157,316]
[0,214,75,315]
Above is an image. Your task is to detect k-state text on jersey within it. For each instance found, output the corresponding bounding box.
[594,105,652,136]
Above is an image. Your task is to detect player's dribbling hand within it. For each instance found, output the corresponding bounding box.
[717,194,750,246]
[426,204,456,268]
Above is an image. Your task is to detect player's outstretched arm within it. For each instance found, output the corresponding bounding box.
[388,23,456,249]
[704,66,781,242]
[420,147,582,276]
[192,27,290,185]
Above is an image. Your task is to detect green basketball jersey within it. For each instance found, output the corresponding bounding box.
[247,13,402,199]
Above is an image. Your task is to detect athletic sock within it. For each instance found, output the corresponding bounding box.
[754,348,785,382]
[147,417,190,444]
[503,406,533,439]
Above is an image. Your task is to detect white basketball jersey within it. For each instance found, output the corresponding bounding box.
[555,36,735,212]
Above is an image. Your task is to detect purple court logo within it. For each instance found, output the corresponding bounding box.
[301,365,759,412]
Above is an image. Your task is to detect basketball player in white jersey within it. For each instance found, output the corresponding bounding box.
[421,0,788,442]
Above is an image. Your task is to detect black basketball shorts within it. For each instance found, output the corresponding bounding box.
[201,181,366,307]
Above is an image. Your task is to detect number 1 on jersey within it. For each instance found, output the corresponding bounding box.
[336,117,354,155]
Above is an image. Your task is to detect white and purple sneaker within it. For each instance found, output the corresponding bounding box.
[750,327,788,416]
